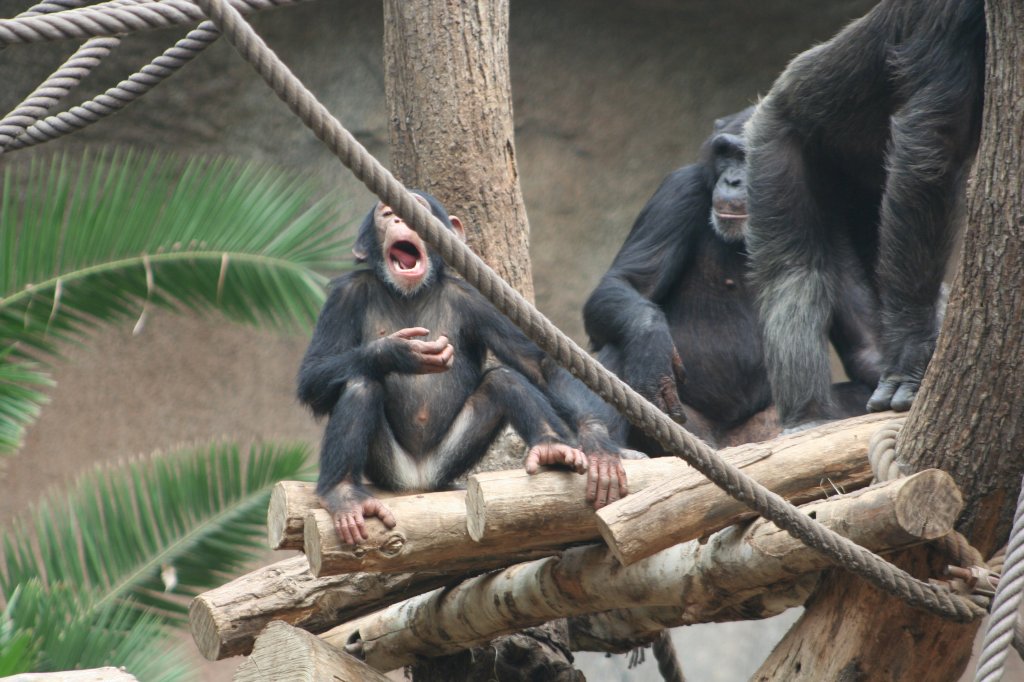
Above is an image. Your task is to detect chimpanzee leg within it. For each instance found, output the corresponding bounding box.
[317,378,396,544]
[746,124,838,426]
[429,366,582,485]
[869,101,973,411]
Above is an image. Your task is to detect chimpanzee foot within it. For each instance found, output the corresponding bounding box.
[524,442,588,475]
[867,374,920,413]
[321,485,397,545]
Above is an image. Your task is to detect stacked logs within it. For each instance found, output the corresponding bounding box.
[188,412,964,678]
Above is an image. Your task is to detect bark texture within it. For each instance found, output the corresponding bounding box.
[383,0,533,299]
[325,473,959,672]
[234,621,391,682]
[756,3,1023,679]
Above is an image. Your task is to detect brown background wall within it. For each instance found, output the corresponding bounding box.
[0,1,875,678]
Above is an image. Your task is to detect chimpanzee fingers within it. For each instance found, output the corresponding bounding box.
[334,510,366,545]
[587,454,627,508]
[363,498,397,529]
[659,377,687,424]
[391,327,431,340]
[671,348,687,384]
[524,443,587,475]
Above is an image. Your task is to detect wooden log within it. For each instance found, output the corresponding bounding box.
[189,554,456,660]
[305,489,561,576]
[324,470,959,671]
[267,481,317,550]
[8,670,138,681]
[234,621,390,682]
[467,457,693,542]
[596,412,898,566]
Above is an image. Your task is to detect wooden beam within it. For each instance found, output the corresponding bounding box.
[304,489,561,576]
[596,412,896,565]
[323,470,959,671]
[234,621,391,682]
[189,554,456,660]
[10,670,138,681]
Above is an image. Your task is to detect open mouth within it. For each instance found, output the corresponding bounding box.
[387,240,427,280]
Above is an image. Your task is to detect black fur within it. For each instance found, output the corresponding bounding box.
[745,0,984,426]
[584,109,874,447]
[298,192,618,502]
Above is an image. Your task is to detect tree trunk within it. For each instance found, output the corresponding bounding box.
[383,0,534,300]
[381,2,566,677]
[755,2,1024,679]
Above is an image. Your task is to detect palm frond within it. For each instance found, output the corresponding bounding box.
[1,149,353,360]
[0,149,356,451]
[0,351,53,452]
[0,441,313,623]
[2,580,193,680]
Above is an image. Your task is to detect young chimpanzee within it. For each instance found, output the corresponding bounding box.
[583,108,876,448]
[298,191,626,544]
[744,0,983,427]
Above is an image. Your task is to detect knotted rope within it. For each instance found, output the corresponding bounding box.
[191,0,984,624]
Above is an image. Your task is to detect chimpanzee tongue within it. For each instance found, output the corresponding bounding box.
[392,246,418,269]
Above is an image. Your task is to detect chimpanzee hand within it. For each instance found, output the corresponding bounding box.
[623,330,687,424]
[523,441,588,475]
[585,451,628,509]
[377,327,455,375]
[319,481,397,545]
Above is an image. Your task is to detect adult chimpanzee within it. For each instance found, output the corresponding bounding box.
[298,191,626,544]
[744,0,984,428]
[583,108,876,448]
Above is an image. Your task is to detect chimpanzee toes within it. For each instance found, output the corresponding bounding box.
[866,377,899,412]
[890,382,919,411]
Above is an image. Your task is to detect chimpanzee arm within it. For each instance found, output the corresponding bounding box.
[460,283,629,507]
[582,165,708,418]
[297,273,453,417]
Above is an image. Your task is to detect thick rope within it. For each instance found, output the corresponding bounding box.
[868,420,986,569]
[191,0,985,624]
[975,476,1024,682]
[4,21,219,150]
[0,35,120,151]
[0,0,308,46]
[651,631,685,682]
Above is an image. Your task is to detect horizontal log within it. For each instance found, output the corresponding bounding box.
[597,412,899,566]
[188,554,457,660]
[466,457,698,542]
[305,489,561,576]
[324,469,958,671]
[234,621,390,682]
[9,670,138,681]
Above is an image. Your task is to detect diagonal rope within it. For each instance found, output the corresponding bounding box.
[190,0,985,624]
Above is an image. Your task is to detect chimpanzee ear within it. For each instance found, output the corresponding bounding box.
[449,216,467,242]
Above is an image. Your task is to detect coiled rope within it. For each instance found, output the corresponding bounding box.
[868,422,1024,680]
[191,0,985,624]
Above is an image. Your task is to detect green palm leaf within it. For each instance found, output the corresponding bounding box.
[2,580,192,680]
[1,441,313,622]
[0,149,355,451]
[0,352,53,452]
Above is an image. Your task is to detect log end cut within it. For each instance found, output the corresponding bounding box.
[893,468,963,541]
[234,621,391,682]
[189,594,229,661]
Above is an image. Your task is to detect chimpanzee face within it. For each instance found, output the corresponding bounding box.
[353,192,466,297]
[709,133,748,243]
[375,195,434,295]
